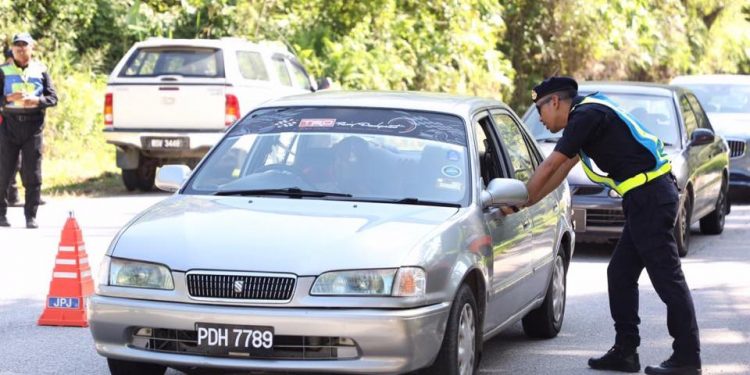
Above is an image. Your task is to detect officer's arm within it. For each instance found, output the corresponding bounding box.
[39,72,58,108]
[526,151,578,206]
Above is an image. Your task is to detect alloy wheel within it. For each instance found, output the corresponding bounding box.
[457,303,476,375]
[552,255,566,323]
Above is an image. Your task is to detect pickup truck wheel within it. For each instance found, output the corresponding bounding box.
[107,358,166,375]
[121,169,138,191]
[522,252,566,338]
[135,162,157,191]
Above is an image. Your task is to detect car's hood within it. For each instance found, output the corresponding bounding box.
[707,113,750,138]
[537,141,680,187]
[111,195,459,275]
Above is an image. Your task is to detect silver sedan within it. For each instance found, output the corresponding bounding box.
[89,91,575,375]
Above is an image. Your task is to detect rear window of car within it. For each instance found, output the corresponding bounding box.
[120,47,224,78]
[236,51,269,80]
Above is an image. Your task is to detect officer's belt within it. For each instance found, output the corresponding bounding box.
[1,112,44,122]
[618,163,672,196]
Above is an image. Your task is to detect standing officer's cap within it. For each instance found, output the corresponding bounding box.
[12,32,34,45]
[532,76,578,102]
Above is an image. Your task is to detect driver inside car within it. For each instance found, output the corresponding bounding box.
[331,136,371,195]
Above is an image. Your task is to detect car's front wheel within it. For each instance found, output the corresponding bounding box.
[522,252,567,338]
[107,358,166,375]
[424,284,479,375]
[700,177,728,235]
[675,194,691,257]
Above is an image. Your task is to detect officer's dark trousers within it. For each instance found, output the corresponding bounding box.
[0,114,44,219]
[608,174,700,365]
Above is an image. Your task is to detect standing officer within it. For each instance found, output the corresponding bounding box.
[0,33,57,229]
[1,48,21,207]
[522,77,701,375]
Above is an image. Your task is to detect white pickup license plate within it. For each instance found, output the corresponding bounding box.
[143,137,188,150]
[196,323,274,356]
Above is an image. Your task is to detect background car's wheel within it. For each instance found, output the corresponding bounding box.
[700,178,728,235]
[675,194,691,257]
[424,284,479,375]
[107,358,166,375]
[121,169,138,191]
[522,252,567,338]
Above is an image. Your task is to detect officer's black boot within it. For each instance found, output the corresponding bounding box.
[588,345,641,373]
[645,355,701,375]
[0,216,9,227]
[26,217,38,229]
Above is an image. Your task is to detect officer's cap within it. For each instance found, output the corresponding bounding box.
[532,76,578,102]
[12,32,34,45]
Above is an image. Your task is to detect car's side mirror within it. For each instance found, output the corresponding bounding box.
[316,77,333,91]
[689,128,714,146]
[155,165,191,192]
[481,178,529,208]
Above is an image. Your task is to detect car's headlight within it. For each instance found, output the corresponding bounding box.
[108,257,174,290]
[310,267,425,297]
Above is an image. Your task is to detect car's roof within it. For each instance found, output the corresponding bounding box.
[257,90,509,116]
[671,74,750,85]
[579,81,680,97]
[134,37,292,55]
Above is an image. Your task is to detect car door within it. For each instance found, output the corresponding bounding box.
[473,111,534,330]
[490,110,558,298]
[686,93,725,217]
[679,94,714,215]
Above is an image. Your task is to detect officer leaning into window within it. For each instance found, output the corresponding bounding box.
[521,77,701,375]
[0,33,58,229]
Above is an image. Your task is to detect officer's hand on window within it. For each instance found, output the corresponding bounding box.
[499,205,520,216]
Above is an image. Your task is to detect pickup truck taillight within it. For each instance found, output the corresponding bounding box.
[225,94,240,126]
[104,93,113,127]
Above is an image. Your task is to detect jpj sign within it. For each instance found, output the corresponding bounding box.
[48,297,80,309]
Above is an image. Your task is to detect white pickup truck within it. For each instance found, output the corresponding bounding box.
[103,37,325,191]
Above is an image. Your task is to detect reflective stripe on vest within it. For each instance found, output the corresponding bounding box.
[1,62,45,109]
[571,93,671,196]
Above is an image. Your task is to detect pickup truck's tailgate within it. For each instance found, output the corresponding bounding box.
[110,82,226,129]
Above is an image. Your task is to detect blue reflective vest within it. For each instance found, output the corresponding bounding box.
[571,93,672,196]
[1,61,45,110]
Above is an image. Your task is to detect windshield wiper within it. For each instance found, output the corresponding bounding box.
[372,197,462,208]
[215,187,353,198]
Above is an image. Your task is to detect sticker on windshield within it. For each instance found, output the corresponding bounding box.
[446,150,460,161]
[437,179,463,190]
[273,118,298,128]
[299,118,336,128]
[441,165,462,178]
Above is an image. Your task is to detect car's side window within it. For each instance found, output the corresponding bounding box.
[271,57,292,86]
[491,113,534,183]
[686,94,712,130]
[473,113,506,186]
[289,61,312,90]
[680,95,699,137]
[237,51,270,81]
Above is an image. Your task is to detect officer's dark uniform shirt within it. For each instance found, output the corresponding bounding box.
[554,95,655,182]
[0,60,57,114]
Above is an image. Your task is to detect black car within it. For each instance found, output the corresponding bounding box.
[522,82,730,256]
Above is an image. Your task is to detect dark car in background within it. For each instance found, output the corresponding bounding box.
[522,82,730,256]
[671,75,750,193]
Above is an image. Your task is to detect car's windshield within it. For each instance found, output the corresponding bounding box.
[677,83,750,114]
[524,92,679,146]
[185,107,470,206]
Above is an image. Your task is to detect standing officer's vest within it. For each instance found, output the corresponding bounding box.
[1,61,45,110]
[571,93,672,196]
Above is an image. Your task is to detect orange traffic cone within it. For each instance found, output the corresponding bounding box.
[38,213,94,327]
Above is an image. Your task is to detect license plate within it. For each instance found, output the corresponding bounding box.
[142,137,188,150]
[196,323,274,356]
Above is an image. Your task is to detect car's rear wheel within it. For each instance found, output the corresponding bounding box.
[424,284,479,375]
[121,158,157,192]
[675,194,691,257]
[700,177,728,235]
[107,358,166,375]
[522,252,567,338]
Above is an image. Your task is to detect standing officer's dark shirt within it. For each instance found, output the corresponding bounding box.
[554,95,655,182]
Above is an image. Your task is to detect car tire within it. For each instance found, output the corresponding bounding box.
[423,284,479,375]
[675,194,691,257]
[107,358,166,375]
[121,169,138,192]
[522,252,567,339]
[700,178,728,235]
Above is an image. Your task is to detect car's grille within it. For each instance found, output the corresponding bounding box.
[727,140,746,158]
[130,328,359,360]
[186,272,296,302]
[573,186,604,195]
[586,209,625,227]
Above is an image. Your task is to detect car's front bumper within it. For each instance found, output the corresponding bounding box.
[571,193,624,242]
[89,295,450,374]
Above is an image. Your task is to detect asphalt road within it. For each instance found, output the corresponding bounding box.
[0,193,748,375]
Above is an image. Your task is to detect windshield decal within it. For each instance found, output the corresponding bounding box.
[300,118,336,128]
[441,165,462,178]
